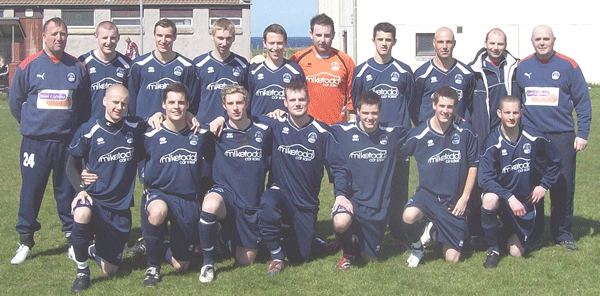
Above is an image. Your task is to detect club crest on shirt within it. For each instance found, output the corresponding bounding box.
[430,76,438,83]
[523,143,531,154]
[159,137,167,145]
[67,72,76,82]
[226,133,233,139]
[502,149,508,156]
[331,62,340,71]
[352,134,359,142]
[174,66,183,76]
[189,134,199,145]
[552,71,560,80]
[308,132,318,143]
[233,67,241,77]
[148,67,155,73]
[257,73,264,80]
[366,74,373,81]
[379,134,388,145]
[255,131,263,143]
[427,139,434,147]
[116,67,125,78]
[282,127,289,134]
[96,137,105,145]
[282,73,292,83]
[207,66,214,74]
[89,67,96,74]
[126,132,134,144]
[452,133,460,145]
[454,74,463,84]
[391,72,400,82]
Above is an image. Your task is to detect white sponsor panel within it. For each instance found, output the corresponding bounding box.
[524,87,559,106]
[91,78,122,91]
[306,72,341,87]
[37,89,73,110]
[256,84,285,100]
[207,78,237,91]
[372,84,399,99]
[502,157,530,174]
[146,78,177,90]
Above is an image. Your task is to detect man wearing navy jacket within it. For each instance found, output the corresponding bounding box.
[478,96,561,268]
[9,17,90,265]
[516,25,592,251]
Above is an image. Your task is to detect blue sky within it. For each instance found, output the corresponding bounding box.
[250,0,318,37]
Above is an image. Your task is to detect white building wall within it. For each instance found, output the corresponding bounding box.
[320,0,600,83]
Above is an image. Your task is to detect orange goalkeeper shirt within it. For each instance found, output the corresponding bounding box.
[291,47,355,125]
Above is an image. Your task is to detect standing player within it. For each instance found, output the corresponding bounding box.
[330,91,409,269]
[350,22,413,250]
[401,86,479,267]
[128,19,197,120]
[79,21,131,119]
[466,28,520,249]
[291,13,356,125]
[516,25,591,250]
[193,18,249,124]
[248,24,304,116]
[478,96,561,268]
[258,80,348,275]
[9,17,90,264]
[125,37,140,59]
[141,82,209,286]
[66,84,145,292]
[198,85,272,282]
[411,27,475,125]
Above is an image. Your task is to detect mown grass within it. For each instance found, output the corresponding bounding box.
[0,88,599,295]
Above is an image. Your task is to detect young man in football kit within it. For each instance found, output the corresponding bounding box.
[66,84,145,292]
[248,24,304,116]
[478,96,561,268]
[330,90,409,269]
[401,86,479,267]
[78,21,131,119]
[198,84,272,282]
[350,22,414,250]
[257,80,348,275]
[141,82,210,286]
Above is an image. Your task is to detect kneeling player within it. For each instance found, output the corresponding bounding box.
[198,85,272,282]
[141,82,209,286]
[257,80,348,275]
[330,91,409,269]
[66,84,145,292]
[478,96,561,268]
[400,86,479,267]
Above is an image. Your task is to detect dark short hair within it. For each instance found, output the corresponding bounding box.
[310,13,334,33]
[163,82,189,103]
[154,19,177,36]
[433,86,458,105]
[263,24,287,42]
[498,95,521,110]
[356,91,382,110]
[373,22,396,39]
[221,84,248,103]
[43,17,67,34]
[284,79,309,99]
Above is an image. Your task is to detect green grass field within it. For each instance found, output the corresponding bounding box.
[0,89,599,295]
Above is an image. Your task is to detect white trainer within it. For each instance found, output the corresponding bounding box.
[199,265,215,283]
[11,244,31,265]
[405,243,424,268]
[420,222,436,248]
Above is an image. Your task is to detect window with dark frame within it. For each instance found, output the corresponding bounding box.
[62,10,94,27]
[416,33,435,56]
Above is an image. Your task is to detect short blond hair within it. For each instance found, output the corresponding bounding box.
[221,84,248,103]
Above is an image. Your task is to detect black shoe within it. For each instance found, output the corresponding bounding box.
[483,250,500,269]
[125,237,146,255]
[71,273,90,293]
[557,240,578,251]
[143,267,161,287]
